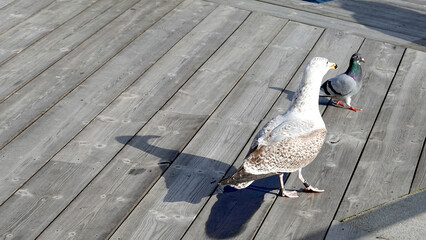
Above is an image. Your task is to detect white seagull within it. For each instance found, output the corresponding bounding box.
[219,57,337,198]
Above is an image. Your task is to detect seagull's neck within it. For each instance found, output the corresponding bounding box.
[287,70,322,116]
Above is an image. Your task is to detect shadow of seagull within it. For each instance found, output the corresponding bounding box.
[116,135,237,204]
[205,174,283,239]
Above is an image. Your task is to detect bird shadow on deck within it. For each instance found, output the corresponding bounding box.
[116,135,237,204]
[116,135,290,238]
[205,175,282,239]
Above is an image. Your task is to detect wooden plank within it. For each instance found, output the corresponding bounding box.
[0,0,16,9]
[262,0,426,39]
[411,139,426,192]
[0,0,207,205]
[0,0,98,65]
[0,0,185,149]
[370,0,426,11]
[0,1,219,239]
[334,48,426,220]
[181,21,324,240]
[207,0,426,52]
[182,28,363,240]
[325,220,376,240]
[108,13,288,240]
[0,0,55,33]
[36,5,250,240]
[254,39,404,240]
[0,0,144,102]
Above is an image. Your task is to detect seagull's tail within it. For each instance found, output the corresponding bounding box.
[219,166,275,189]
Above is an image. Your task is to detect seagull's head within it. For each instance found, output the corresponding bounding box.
[305,57,337,77]
[351,53,365,64]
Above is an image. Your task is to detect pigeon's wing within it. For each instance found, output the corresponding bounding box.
[328,74,358,96]
[320,73,358,97]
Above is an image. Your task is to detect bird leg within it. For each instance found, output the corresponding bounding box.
[334,100,345,107]
[278,173,298,198]
[298,169,324,193]
[348,105,362,112]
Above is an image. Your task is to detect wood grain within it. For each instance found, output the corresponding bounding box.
[262,0,426,39]
[0,0,55,33]
[0,0,209,205]
[0,0,97,65]
[0,0,144,102]
[325,220,375,240]
[36,5,250,239]
[0,0,17,9]
[0,0,185,150]
[334,48,426,220]
[411,139,426,192]
[0,1,219,239]
[207,0,426,51]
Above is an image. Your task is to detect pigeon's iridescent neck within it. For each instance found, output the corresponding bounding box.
[346,60,362,81]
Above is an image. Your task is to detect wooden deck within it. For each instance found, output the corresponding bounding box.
[0,0,425,239]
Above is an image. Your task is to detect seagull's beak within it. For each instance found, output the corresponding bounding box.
[328,62,337,70]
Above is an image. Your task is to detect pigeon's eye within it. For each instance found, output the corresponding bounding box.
[355,56,359,59]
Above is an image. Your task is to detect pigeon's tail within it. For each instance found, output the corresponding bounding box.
[219,167,276,189]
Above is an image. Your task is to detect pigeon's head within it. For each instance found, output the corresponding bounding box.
[351,53,365,64]
[306,57,337,77]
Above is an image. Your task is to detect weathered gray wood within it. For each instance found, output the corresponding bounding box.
[325,220,376,240]
[0,0,144,102]
[0,0,55,33]
[0,0,97,65]
[0,0,208,205]
[181,21,324,240]
[182,27,363,240]
[36,6,250,240]
[0,1,219,239]
[0,0,16,9]
[254,39,404,240]
[0,0,185,150]
[334,48,426,220]
[370,0,426,12]
[109,13,289,240]
[207,0,426,52]
[412,139,426,192]
[262,0,426,39]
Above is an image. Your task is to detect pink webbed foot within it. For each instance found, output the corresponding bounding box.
[305,186,324,193]
[348,106,362,112]
[281,190,299,198]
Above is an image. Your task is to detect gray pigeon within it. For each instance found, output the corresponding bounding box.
[320,53,365,112]
[219,57,337,198]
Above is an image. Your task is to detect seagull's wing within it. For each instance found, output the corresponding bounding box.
[243,119,327,174]
[248,114,287,155]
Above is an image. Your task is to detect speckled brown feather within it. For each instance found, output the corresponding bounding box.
[244,128,327,174]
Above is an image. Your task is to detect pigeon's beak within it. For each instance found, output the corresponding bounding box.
[328,62,337,70]
[360,57,365,63]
